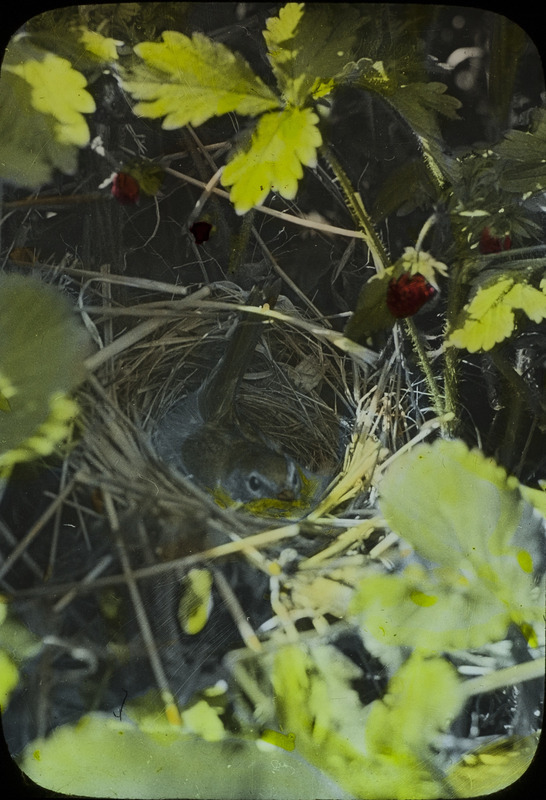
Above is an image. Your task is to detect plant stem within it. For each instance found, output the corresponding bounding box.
[404,317,445,420]
[320,145,390,271]
[461,657,544,699]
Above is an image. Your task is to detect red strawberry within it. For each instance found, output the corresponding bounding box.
[386,272,435,318]
[479,227,511,254]
[111,172,140,205]
[190,220,213,245]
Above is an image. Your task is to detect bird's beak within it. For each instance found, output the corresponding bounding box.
[276,488,296,502]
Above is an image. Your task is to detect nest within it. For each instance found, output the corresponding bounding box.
[5,269,402,753]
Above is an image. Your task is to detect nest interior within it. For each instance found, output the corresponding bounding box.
[3,270,386,754]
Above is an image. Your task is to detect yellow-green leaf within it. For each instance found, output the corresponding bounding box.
[365,652,462,761]
[448,304,515,352]
[344,267,396,342]
[350,563,522,650]
[222,107,322,213]
[123,30,280,130]
[0,52,95,188]
[448,276,546,351]
[447,734,540,797]
[397,246,448,289]
[177,569,213,635]
[4,53,95,146]
[264,3,360,105]
[0,650,19,712]
[0,275,91,471]
[505,280,546,322]
[183,699,225,742]
[351,439,544,650]
[79,28,121,63]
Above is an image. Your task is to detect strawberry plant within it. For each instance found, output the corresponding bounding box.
[0,4,544,798]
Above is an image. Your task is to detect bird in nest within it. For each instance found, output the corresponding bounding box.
[152,283,302,504]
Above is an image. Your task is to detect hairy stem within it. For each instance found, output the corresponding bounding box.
[320,145,390,271]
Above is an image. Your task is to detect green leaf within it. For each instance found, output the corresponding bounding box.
[264,3,361,105]
[397,247,448,289]
[447,734,540,797]
[365,652,462,764]
[123,30,280,129]
[385,82,461,187]
[19,712,336,798]
[345,68,461,189]
[0,51,95,188]
[448,276,546,352]
[379,439,527,566]
[221,107,322,214]
[350,439,544,650]
[0,650,19,712]
[350,563,523,651]
[496,108,546,194]
[177,568,213,635]
[0,275,91,471]
[78,28,121,63]
[3,52,95,146]
[343,268,396,342]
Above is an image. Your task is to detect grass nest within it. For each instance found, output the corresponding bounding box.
[6,267,408,754]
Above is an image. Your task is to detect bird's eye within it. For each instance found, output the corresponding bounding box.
[248,474,263,494]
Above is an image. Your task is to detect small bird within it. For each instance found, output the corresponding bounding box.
[152,284,301,503]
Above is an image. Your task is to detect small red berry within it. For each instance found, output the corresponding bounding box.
[386,272,435,318]
[190,220,213,245]
[479,227,511,254]
[111,172,140,205]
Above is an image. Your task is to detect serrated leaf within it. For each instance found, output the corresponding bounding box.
[3,53,95,146]
[350,563,523,650]
[272,643,446,798]
[352,439,544,650]
[0,275,91,470]
[123,30,280,129]
[79,28,121,63]
[365,652,462,759]
[384,82,461,187]
[264,3,360,105]
[0,53,94,188]
[448,276,546,351]
[221,107,322,214]
[505,280,546,322]
[379,439,526,566]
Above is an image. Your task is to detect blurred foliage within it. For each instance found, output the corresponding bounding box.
[0,275,91,475]
[351,438,544,650]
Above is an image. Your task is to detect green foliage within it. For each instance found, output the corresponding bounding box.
[78,28,121,64]
[273,644,464,799]
[0,42,95,188]
[351,439,544,650]
[342,62,461,189]
[123,3,461,214]
[19,711,336,799]
[344,248,447,341]
[448,275,546,352]
[0,275,91,474]
[495,107,546,194]
[363,652,462,792]
[124,30,280,128]
[447,733,540,797]
[263,2,361,105]
[222,107,322,213]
